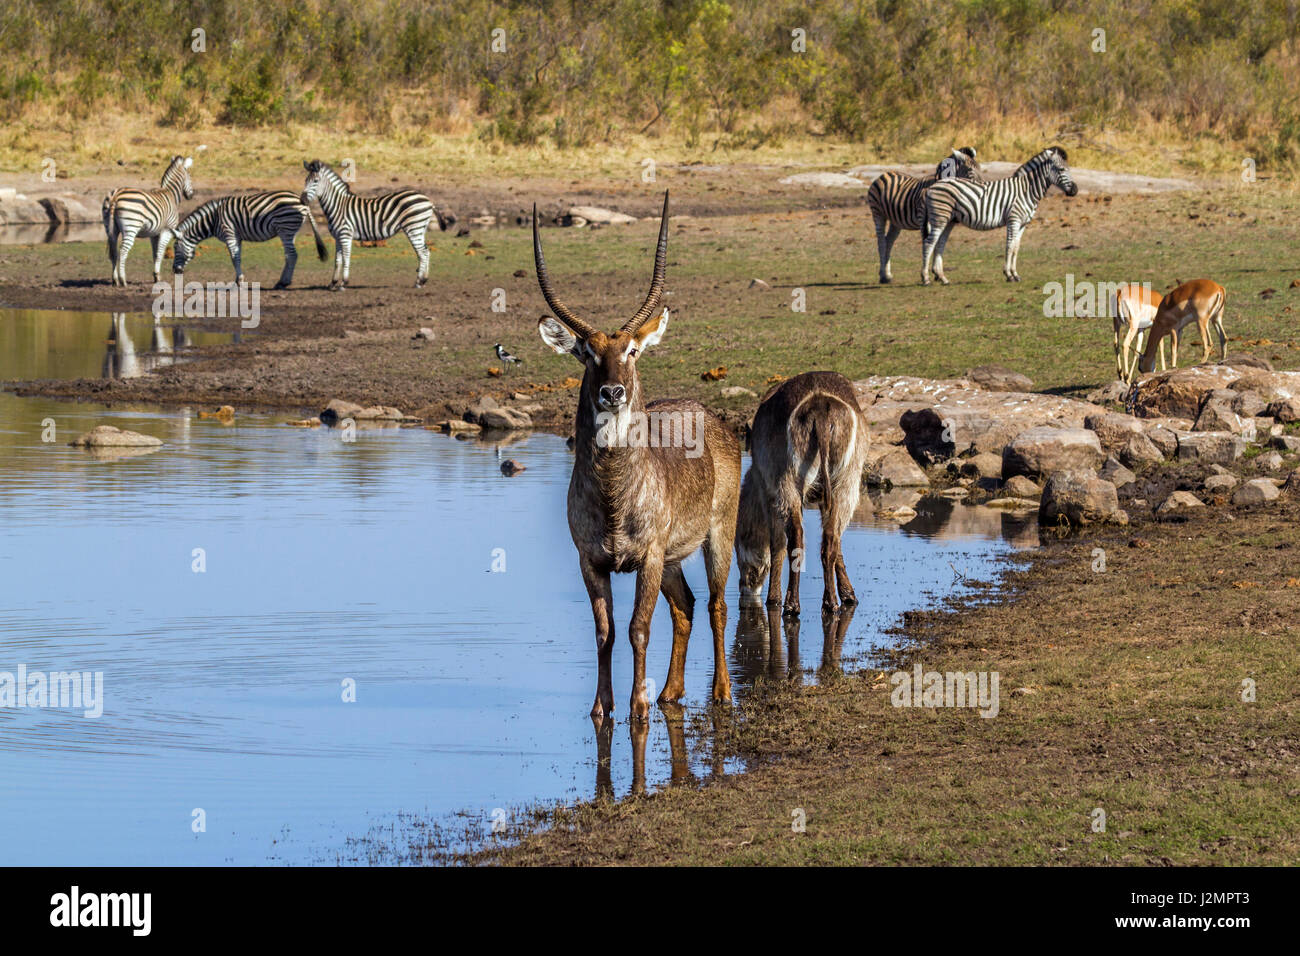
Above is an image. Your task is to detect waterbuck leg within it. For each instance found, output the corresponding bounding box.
[783,510,804,617]
[702,532,734,706]
[766,515,786,609]
[629,720,649,797]
[580,558,615,721]
[593,715,614,801]
[658,562,694,705]
[628,554,664,722]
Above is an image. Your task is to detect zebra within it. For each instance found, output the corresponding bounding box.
[102,155,194,287]
[172,191,328,288]
[921,146,1078,285]
[867,147,982,283]
[299,160,444,290]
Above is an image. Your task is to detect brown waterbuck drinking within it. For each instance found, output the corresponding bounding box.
[533,191,742,722]
[735,371,869,615]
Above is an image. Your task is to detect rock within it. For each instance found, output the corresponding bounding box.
[1039,471,1127,527]
[69,425,163,448]
[567,205,635,225]
[985,497,1040,510]
[1002,475,1042,498]
[965,365,1033,392]
[414,327,435,340]
[463,395,501,424]
[320,399,364,424]
[1156,490,1205,514]
[1086,380,1130,405]
[1099,456,1137,488]
[720,385,757,399]
[868,449,930,488]
[747,278,770,290]
[1270,434,1300,452]
[437,419,482,435]
[1193,398,1251,435]
[1203,473,1239,493]
[500,459,527,476]
[1084,411,1145,451]
[1120,431,1164,467]
[1145,427,1179,458]
[1229,354,1274,371]
[1233,478,1280,506]
[1003,427,1104,480]
[960,452,1003,479]
[1255,450,1285,471]
[1267,397,1300,423]
[353,405,405,421]
[1232,390,1268,418]
[479,406,533,430]
[1176,431,1245,464]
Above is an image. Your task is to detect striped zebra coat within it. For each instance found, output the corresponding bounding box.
[866,147,982,283]
[921,147,1078,285]
[172,191,328,288]
[102,155,194,286]
[300,160,444,290]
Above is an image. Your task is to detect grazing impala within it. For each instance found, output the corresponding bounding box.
[735,371,869,615]
[1136,279,1227,375]
[534,191,742,722]
[1112,282,1171,382]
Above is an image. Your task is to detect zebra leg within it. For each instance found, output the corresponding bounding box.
[149,235,161,282]
[339,235,353,289]
[276,230,297,289]
[932,223,956,285]
[880,224,901,284]
[152,229,174,283]
[920,217,941,286]
[117,227,140,286]
[330,235,348,291]
[406,225,430,287]
[227,238,245,284]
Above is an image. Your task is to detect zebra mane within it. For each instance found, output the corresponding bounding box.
[161,156,189,187]
[1014,148,1064,178]
[176,197,222,238]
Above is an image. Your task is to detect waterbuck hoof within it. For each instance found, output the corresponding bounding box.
[782,601,800,617]
[839,591,859,607]
[822,595,840,612]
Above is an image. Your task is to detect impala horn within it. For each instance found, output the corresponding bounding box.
[534,204,598,340]
[620,191,671,335]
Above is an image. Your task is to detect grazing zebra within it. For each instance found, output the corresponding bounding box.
[299,160,444,290]
[867,147,982,283]
[921,146,1078,285]
[102,155,195,286]
[172,191,328,288]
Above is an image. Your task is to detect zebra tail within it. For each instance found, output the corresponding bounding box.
[102,195,119,266]
[303,208,328,261]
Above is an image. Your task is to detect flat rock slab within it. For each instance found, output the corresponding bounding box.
[1176,431,1245,464]
[69,425,163,447]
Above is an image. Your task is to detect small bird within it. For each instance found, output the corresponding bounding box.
[495,344,522,372]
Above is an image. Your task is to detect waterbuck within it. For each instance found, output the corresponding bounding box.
[533,191,742,722]
[735,371,869,615]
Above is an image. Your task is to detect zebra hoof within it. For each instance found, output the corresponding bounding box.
[939,277,950,286]
[273,282,289,290]
[880,276,892,285]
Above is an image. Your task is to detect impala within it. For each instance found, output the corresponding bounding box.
[1112,282,1171,382]
[735,371,869,615]
[1136,279,1227,375]
[534,191,742,722]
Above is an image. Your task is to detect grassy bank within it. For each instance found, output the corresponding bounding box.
[469,494,1300,865]
[4,182,1299,423]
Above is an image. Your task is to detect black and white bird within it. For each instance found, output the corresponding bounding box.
[495,344,522,371]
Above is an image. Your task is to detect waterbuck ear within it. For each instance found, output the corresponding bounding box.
[538,316,582,358]
[632,307,669,351]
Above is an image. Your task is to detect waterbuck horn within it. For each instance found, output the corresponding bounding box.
[620,191,671,335]
[533,203,598,339]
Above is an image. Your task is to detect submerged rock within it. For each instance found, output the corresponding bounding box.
[69,425,162,448]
